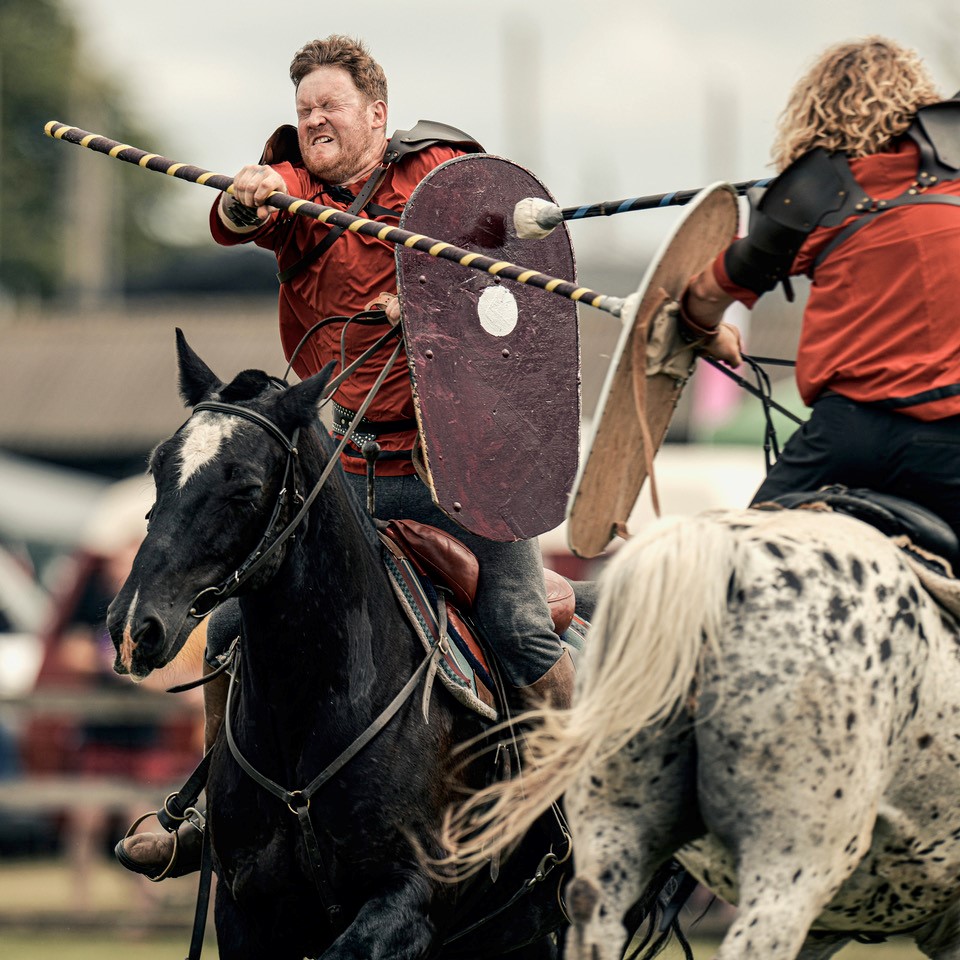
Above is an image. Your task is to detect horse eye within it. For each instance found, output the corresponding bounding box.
[229,483,263,503]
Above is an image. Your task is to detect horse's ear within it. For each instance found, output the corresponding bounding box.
[275,360,337,428]
[176,328,223,407]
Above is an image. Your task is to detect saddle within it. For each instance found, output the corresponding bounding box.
[379,518,577,633]
[377,519,580,720]
[768,485,960,576]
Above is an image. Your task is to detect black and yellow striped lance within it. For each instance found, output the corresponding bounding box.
[44,121,631,319]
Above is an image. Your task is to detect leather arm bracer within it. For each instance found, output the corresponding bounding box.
[723,148,854,295]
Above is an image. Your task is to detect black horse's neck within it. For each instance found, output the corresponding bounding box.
[235,426,407,737]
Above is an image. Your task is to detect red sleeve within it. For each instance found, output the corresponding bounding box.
[208,161,305,248]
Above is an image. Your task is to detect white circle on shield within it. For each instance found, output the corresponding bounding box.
[478,285,518,337]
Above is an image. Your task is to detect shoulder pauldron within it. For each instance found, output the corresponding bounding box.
[384,120,483,163]
[725,99,960,293]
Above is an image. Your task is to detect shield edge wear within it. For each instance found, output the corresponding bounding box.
[566,182,739,558]
[397,154,581,541]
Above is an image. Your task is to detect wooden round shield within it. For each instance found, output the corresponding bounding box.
[397,155,580,542]
[566,182,739,558]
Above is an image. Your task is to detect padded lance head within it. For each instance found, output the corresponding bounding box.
[397,155,580,542]
[566,182,740,558]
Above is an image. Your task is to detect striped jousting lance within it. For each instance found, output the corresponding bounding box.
[44,121,638,322]
[514,178,773,239]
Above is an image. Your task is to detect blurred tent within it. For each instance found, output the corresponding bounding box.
[76,474,152,557]
[0,451,108,548]
[0,464,153,696]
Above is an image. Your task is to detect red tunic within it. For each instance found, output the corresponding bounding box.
[714,139,960,421]
[210,143,466,474]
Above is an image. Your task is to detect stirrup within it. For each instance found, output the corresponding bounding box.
[118,794,206,882]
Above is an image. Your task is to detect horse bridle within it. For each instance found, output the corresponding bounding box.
[184,330,405,619]
[187,400,303,618]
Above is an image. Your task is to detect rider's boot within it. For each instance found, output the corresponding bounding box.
[515,649,575,711]
[115,666,229,880]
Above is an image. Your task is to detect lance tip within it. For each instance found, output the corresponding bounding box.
[513,197,563,240]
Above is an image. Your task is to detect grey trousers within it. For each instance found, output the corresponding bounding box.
[341,471,564,687]
[207,472,564,687]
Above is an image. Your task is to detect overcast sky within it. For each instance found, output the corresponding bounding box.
[60,0,960,264]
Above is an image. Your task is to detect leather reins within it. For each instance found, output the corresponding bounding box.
[171,333,443,926]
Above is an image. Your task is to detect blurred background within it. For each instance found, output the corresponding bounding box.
[1,0,958,956]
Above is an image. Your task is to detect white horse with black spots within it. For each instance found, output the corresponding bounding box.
[444,507,960,959]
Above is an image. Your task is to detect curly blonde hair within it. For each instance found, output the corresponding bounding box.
[771,37,942,170]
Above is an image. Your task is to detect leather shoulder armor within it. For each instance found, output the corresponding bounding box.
[259,124,301,165]
[724,149,856,294]
[727,100,960,293]
[756,148,856,230]
[384,120,483,163]
[910,98,960,180]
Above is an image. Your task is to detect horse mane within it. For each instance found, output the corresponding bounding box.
[441,513,738,873]
[217,369,282,403]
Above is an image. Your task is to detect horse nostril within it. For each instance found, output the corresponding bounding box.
[135,615,166,655]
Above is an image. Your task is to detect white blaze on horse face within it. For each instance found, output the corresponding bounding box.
[178,413,238,488]
[477,285,518,337]
[119,588,139,674]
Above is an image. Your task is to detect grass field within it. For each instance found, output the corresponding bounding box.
[2,932,217,959]
[0,856,929,959]
[0,931,927,959]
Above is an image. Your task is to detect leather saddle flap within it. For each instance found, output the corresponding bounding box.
[382,519,479,611]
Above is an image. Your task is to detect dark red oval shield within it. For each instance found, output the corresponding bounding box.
[397,155,580,542]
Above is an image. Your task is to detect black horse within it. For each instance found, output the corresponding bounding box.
[105,332,575,959]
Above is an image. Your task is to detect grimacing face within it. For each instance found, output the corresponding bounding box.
[295,65,387,185]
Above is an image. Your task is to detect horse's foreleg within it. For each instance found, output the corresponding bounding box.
[214,883,312,960]
[562,725,699,960]
[320,875,434,960]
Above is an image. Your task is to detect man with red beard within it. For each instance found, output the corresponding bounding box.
[116,34,572,880]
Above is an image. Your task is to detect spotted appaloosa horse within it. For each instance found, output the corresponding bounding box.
[445,507,960,960]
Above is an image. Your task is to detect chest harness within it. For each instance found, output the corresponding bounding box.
[260,120,483,467]
[723,98,960,414]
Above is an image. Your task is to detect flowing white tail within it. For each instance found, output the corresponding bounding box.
[443,514,738,871]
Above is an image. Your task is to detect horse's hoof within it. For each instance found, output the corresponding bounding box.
[114,825,203,881]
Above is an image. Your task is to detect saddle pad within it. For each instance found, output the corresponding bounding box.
[897,539,960,619]
[383,548,499,721]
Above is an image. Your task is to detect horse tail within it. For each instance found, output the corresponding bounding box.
[441,514,736,872]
